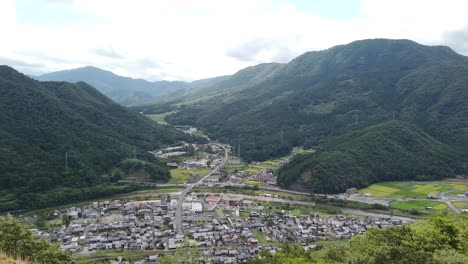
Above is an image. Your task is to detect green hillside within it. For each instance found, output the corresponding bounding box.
[0,66,191,210]
[277,121,459,193]
[151,39,468,192]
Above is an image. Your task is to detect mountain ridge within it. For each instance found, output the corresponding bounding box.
[155,38,468,192]
[35,66,229,105]
[0,65,192,210]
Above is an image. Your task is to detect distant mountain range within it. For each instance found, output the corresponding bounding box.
[35,66,228,105]
[0,66,194,210]
[139,38,468,193]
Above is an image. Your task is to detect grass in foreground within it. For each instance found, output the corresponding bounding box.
[0,253,31,264]
[76,249,166,263]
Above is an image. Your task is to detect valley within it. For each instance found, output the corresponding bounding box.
[1,38,468,264]
[9,118,466,263]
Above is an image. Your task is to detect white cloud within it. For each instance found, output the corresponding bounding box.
[2,0,468,81]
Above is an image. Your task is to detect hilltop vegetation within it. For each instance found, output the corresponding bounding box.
[0,66,191,210]
[0,217,72,264]
[143,39,467,192]
[277,121,460,193]
[251,213,468,264]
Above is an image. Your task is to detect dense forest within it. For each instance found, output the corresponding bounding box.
[0,66,192,210]
[250,213,468,264]
[143,39,468,192]
[277,121,460,193]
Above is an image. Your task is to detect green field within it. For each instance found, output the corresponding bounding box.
[252,229,269,245]
[168,168,211,184]
[359,180,467,199]
[245,179,263,185]
[146,112,171,124]
[453,202,468,209]
[390,200,447,211]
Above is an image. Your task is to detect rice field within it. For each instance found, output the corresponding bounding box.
[390,200,447,211]
[453,202,468,209]
[168,168,212,184]
[359,180,467,199]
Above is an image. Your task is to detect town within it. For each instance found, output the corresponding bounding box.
[36,194,410,263]
[20,136,467,263]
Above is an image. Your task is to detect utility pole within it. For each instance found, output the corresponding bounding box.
[238,144,240,158]
[354,113,359,125]
[133,146,137,159]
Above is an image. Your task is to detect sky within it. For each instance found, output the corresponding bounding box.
[1,0,468,81]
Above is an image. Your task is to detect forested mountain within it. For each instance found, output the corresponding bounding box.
[154,39,468,193]
[0,66,191,210]
[136,63,284,113]
[278,121,460,193]
[36,66,228,105]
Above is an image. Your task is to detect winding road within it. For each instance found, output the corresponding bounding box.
[174,145,229,235]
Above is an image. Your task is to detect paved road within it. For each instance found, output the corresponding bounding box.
[174,145,229,235]
[439,191,461,213]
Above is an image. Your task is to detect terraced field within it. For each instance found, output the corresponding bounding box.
[359,180,467,199]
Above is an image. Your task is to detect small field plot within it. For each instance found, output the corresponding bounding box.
[168,168,191,184]
[359,180,467,199]
[453,202,468,209]
[252,229,269,245]
[168,168,211,184]
[390,200,447,211]
[146,112,172,125]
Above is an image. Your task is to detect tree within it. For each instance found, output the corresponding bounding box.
[0,217,72,263]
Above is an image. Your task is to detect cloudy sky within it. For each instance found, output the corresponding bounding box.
[1,0,468,81]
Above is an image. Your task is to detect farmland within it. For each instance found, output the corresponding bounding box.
[168,168,212,184]
[390,200,447,211]
[453,202,468,209]
[359,180,467,199]
[146,112,172,125]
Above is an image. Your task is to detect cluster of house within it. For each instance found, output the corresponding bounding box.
[230,169,277,186]
[248,169,277,185]
[46,200,177,253]
[33,191,411,263]
[243,212,407,242]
